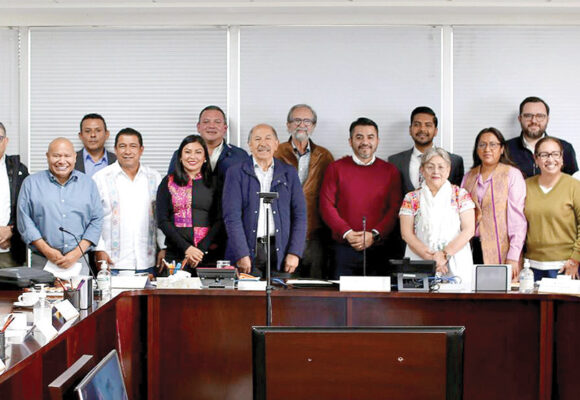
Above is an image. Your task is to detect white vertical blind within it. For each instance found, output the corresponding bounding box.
[29,27,227,174]
[454,26,580,169]
[239,26,441,160]
[0,28,20,156]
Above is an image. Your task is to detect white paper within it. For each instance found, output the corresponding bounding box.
[538,278,580,295]
[43,260,82,280]
[35,321,58,343]
[0,358,5,374]
[339,276,391,292]
[54,299,80,321]
[111,275,148,289]
[237,281,267,291]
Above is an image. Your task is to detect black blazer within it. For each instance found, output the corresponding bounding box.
[6,155,29,264]
[74,149,117,173]
[388,147,465,195]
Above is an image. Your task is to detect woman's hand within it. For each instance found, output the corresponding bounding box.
[183,246,204,267]
[559,258,580,279]
[433,251,449,275]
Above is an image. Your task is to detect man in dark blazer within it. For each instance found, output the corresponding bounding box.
[388,106,464,196]
[75,113,117,177]
[387,107,464,259]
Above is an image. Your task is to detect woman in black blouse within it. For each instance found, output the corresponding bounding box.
[156,135,222,273]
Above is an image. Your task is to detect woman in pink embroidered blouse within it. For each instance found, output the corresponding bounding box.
[399,147,475,289]
[156,135,222,273]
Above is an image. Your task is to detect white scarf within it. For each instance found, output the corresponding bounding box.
[418,180,460,251]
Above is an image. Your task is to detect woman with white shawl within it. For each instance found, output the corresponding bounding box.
[399,147,476,289]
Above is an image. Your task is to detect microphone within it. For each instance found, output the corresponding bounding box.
[362,216,367,277]
[59,227,96,279]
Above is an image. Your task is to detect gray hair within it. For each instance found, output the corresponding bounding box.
[286,104,317,124]
[420,147,451,167]
[247,123,278,143]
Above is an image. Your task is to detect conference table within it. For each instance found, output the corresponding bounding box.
[0,287,578,400]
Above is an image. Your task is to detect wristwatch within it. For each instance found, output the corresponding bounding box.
[442,250,451,261]
[372,230,380,243]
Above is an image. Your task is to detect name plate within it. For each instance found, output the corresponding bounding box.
[339,276,391,292]
[55,299,80,321]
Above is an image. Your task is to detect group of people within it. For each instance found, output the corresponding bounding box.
[0,96,579,285]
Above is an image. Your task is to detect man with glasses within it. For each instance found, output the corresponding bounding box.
[0,122,29,267]
[274,104,334,278]
[506,96,578,177]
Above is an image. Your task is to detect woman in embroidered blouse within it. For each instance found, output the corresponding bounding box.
[156,135,222,272]
[399,147,475,288]
[461,127,526,281]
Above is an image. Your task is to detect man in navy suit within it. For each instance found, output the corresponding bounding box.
[388,106,464,196]
[167,105,248,181]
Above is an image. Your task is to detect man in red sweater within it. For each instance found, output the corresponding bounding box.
[319,117,402,278]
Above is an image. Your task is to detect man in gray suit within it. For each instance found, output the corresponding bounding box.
[75,113,116,177]
[388,106,464,196]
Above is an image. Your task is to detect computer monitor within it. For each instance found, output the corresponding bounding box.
[74,349,128,400]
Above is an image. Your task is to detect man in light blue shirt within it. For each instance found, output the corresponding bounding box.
[17,138,103,275]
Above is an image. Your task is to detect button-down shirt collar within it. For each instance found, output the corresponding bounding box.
[292,139,311,184]
[82,148,109,177]
[410,146,424,189]
[209,140,224,172]
[522,133,545,154]
[253,156,276,237]
[351,153,376,166]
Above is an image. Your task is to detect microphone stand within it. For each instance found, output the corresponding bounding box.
[259,192,278,327]
[362,216,367,277]
[59,227,96,279]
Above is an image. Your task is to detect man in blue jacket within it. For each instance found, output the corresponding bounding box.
[222,124,307,277]
[167,105,248,181]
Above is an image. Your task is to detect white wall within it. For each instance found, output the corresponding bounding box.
[3,1,580,172]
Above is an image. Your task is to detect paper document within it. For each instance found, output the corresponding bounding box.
[44,261,82,280]
[111,275,148,289]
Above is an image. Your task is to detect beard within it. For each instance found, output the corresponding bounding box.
[290,129,309,143]
[523,124,546,139]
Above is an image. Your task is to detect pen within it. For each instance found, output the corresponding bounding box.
[56,278,67,291]
[76,279,85,291]
[1,314,14,332]
[175,262,182,272]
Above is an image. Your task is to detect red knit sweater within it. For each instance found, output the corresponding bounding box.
[319,156,402,242]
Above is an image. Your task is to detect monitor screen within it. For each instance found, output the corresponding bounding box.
[75,349,128,400]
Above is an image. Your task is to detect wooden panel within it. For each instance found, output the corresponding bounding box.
[149,294,265,400]
[116,295,146,400]
[271,295,346,326]
[349,297,541,400]
[263,331,447,400]
[42,340,68,400]
[554,300,580,400]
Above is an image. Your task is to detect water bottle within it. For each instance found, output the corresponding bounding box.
[33,284,52,326]
[519,260,534,293]
[97,260,112,299]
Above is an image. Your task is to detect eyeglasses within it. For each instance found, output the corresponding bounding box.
[477,142,501,150]
[289,118,314,126]
[536,151,562,160]
[521,113,547,121]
